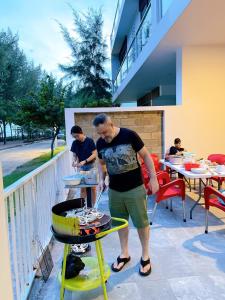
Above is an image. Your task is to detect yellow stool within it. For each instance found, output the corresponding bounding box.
[59,217,128,300]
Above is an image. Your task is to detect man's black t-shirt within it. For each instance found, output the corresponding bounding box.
[96,128,144,192]
[70,137,96,163]
[169,146,184,155]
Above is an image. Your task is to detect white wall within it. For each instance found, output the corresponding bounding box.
[164,46,225,158]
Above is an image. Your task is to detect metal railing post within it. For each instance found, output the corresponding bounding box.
[0,162,14,299]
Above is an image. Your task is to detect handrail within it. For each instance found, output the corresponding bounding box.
[113,2,152,92]
[4,147,68,197]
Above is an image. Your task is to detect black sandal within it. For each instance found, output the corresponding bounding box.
[139,257,151,276]
[111,256,131,272]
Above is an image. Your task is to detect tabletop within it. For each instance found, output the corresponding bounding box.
[160,159,225,179]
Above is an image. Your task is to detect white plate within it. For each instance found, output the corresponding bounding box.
[191,168,207,174]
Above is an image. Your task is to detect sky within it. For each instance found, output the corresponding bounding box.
[0,0,117,78]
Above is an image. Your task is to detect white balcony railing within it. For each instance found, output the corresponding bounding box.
[113,3,152,94]
[110,0,123,47]
[0,148,72,300]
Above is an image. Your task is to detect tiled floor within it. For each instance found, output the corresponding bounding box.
[29,189,225,300]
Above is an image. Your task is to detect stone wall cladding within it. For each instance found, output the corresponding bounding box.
[74,111,162,157]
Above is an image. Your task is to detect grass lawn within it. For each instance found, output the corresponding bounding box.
[3,146,65,188]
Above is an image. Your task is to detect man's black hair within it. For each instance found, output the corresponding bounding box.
[174,138,181,145]
[71,125,83,134]
[92,114,109,127]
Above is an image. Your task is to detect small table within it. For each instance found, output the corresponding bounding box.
[160,160,225,219]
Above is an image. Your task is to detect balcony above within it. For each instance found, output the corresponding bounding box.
[112,0,225,103]
[110,0,139,54]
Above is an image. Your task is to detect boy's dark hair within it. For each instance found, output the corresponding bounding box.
[92,113,109,127]
[174,138,181,145]
[71,125,83,134]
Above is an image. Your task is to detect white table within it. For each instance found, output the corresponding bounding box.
[160,159,225,218]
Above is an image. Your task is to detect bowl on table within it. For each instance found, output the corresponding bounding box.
[63,174,83,186]
[215,165,225,174]
[184,163,200,171]
[183,152,196,163]
[169,155,183,165]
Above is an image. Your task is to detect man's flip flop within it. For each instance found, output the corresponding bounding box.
[139,257,151,276]
[111,256,131,272]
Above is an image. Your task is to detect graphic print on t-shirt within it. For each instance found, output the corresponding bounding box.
[99,144,138,175]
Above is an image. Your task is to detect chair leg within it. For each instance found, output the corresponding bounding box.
[205,209,209,234]
[170,199,173,212]
[182,201,186,222]
[150,203,158,225]
[166,200,169,209]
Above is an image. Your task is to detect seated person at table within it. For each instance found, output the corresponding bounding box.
[166,138,186,179]
[169,138,186,155]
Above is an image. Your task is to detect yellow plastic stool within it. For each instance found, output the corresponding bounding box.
[59,217,128,300]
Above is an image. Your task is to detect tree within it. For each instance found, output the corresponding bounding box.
[16,74,66,157]
[59,8,112,107]
[0,29,42,143]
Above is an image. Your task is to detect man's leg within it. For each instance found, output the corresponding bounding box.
[108,188,130,270]
[91,187,96,206]
[112,226,130,269]
[137,225,151,273]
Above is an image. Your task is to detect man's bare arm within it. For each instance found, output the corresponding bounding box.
[138,146,159,194]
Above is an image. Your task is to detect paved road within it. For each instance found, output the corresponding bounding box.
[0,140,65,176]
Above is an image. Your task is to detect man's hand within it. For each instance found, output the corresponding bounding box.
[78,160,86,167]
[149,176,159,194]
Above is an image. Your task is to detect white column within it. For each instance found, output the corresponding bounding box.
[151,0,161,30]
[65,108,75,147]
[0,163,14,299]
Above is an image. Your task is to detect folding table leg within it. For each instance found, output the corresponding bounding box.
[170,199,173,212]
[182,201,186,222]
[205,210,209,234]
[190,179,205,219]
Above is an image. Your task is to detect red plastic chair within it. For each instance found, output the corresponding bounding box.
[204,186,225,233]
[140,154,162,195]
[150,171,186,224]
[207,154,225,189]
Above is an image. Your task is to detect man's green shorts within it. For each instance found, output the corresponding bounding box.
[108,184,149,229]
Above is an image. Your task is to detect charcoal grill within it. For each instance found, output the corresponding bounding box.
[52,199,112,244]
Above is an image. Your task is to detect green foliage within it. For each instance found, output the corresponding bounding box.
[0,29,42,143]
[59,8,112,106]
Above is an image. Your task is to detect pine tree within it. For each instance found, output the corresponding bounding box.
[59,8,112,107]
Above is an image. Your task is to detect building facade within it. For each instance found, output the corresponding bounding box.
[111,0,225,157]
